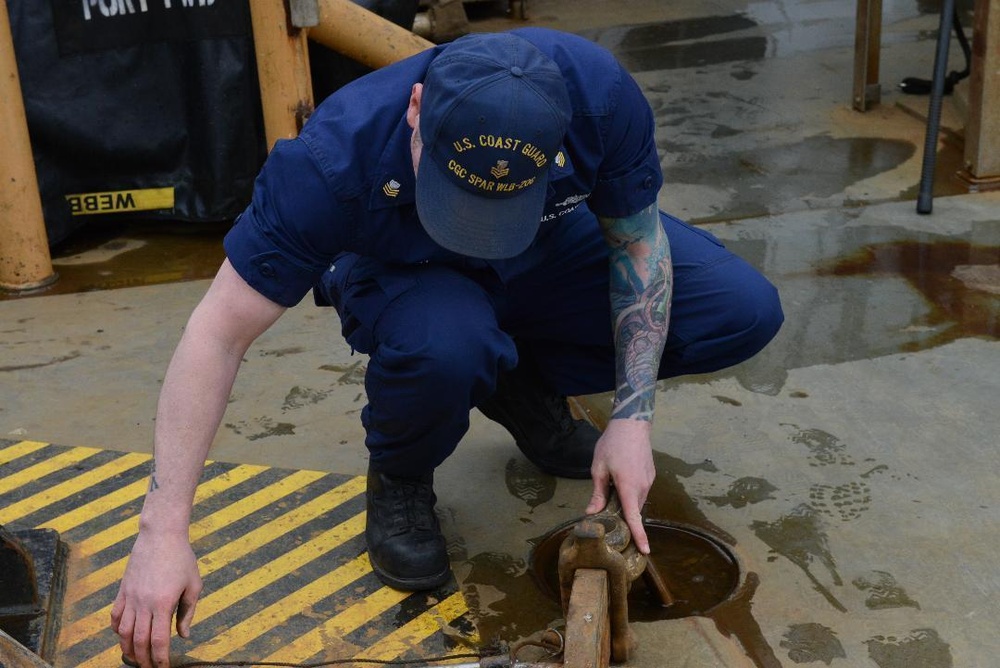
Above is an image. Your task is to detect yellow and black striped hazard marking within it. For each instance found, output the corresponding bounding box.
[0,439,477,667]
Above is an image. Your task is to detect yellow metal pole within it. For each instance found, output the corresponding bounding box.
[249,0,315,150]
[310,0,433,70]
[0,0,56,293]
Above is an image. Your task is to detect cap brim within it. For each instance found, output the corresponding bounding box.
[416,150,546,260]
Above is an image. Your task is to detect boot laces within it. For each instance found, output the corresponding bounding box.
[387,478,437,536]
[542,391,575,435]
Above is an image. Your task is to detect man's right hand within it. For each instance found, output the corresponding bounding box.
[111,531,203,668]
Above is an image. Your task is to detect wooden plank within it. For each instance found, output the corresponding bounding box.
[962,0,1000,182]
[852,0,883,111]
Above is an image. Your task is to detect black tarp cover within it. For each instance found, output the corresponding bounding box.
[8,0,267,245]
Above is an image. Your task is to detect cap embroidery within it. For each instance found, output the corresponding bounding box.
[414,32,572,258]
[490,160,510,180]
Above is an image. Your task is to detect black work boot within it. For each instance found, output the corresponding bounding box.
[365,466,451,591]
[477,360,601,479]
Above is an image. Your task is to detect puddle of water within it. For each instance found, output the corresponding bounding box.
[2,221,227,301]
[579,16,766,73]
[662,136,921,220]
[709,233,999,394]
[578,2,955,76]
[818,240,1000,347]
[457,549,561,648]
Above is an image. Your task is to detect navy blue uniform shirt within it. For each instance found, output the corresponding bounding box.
[224,28,663,307]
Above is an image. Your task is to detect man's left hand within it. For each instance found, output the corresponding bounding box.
[586,418,655,554]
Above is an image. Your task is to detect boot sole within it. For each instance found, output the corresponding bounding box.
[368,554,452,591]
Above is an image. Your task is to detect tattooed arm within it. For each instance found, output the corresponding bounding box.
[586,203,672,554]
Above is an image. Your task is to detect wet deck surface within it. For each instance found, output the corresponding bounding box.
[2,0,998,666]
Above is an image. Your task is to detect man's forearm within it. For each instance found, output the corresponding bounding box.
[137,261,286,535]
[139,328,245,534]
[138,322,247,535]
[599,205,673,421]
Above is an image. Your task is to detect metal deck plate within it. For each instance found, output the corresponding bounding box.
[0,439,475,667]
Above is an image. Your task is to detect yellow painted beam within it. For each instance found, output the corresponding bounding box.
[310,0,433,70]
[248,0,314,149]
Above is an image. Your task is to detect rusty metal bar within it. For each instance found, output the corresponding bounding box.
[558,514,644,663]
[0,0,55,293]
[0,629,52,668]
[310,0,433,71]
[248,0,315,150]
[852,0,883,111]
[0,528,43,649]
[960,0,1000,186]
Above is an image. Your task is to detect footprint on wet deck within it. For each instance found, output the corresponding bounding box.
[224,416,296,440]
[281,385,333,411]
[504,458,556,511]
[781,425,886,522]
[780,623,846,665]
[809,480,871,522]
[784,425,856,467]
[865,628,953,668]
[706,476,778,509]
[852,570,920,610]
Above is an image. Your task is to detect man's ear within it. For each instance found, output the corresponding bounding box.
[406,83,423,129]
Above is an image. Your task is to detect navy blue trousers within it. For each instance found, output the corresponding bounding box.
[318,209,783,476]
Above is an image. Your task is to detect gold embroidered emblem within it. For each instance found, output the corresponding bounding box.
[490,160,510,180]
[382,179,401,197]
[555,151,566,167]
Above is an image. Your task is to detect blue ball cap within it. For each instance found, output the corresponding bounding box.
[416,33,572,259]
